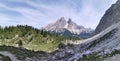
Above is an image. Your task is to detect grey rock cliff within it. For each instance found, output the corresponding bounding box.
[95,0,120,34]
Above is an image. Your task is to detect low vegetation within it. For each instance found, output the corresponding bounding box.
[0,25,81,52]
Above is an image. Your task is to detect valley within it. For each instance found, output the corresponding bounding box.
[0,0,120,61]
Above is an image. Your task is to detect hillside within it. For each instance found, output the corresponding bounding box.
[0,25,80,52]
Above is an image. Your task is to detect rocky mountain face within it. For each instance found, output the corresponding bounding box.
[95,0,120,34]
[50,0,120,61]
[44,17,93,38]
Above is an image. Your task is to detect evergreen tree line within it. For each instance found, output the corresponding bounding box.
[0,25,80,51]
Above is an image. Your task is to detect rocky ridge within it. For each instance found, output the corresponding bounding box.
[44,17,93,38]
[95,0,120,34]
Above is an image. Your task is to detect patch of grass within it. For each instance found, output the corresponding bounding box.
[25,41,58,52]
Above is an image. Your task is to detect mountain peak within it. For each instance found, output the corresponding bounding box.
[67,18,72,23]
[44,17,93,36]
[57,17,66,23]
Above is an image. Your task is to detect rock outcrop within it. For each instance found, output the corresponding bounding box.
[95,0,120,34]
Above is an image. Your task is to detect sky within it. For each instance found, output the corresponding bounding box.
[0,0,117,29]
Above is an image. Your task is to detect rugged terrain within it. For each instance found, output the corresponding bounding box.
[95,0,120,34]
[50,0,120,61]
[0,0,120,61]
[0,46,50,61]
[44,17,93,38]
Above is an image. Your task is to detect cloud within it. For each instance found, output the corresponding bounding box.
[0,0,117,29]
[0,2,44,26]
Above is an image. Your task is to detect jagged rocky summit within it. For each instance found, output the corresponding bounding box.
[44,17,93,38]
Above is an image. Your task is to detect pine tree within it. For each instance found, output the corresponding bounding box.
[18,40,23,48]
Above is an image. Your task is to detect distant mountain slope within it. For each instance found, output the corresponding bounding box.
[44,17,94,38]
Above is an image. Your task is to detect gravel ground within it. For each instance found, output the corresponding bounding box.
[0,51,20,61]
[104,54,120,61]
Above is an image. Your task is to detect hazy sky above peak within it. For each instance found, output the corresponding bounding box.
[0,0,117,29]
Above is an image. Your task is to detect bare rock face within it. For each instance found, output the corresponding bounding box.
[67,18,86,34]
[95,0,120,34]
[45,17,67,31]
[55,17,67,29]
[44,17,86,34]
[44,17,93,38]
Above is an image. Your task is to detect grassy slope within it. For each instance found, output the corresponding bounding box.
[0,25,81,52]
